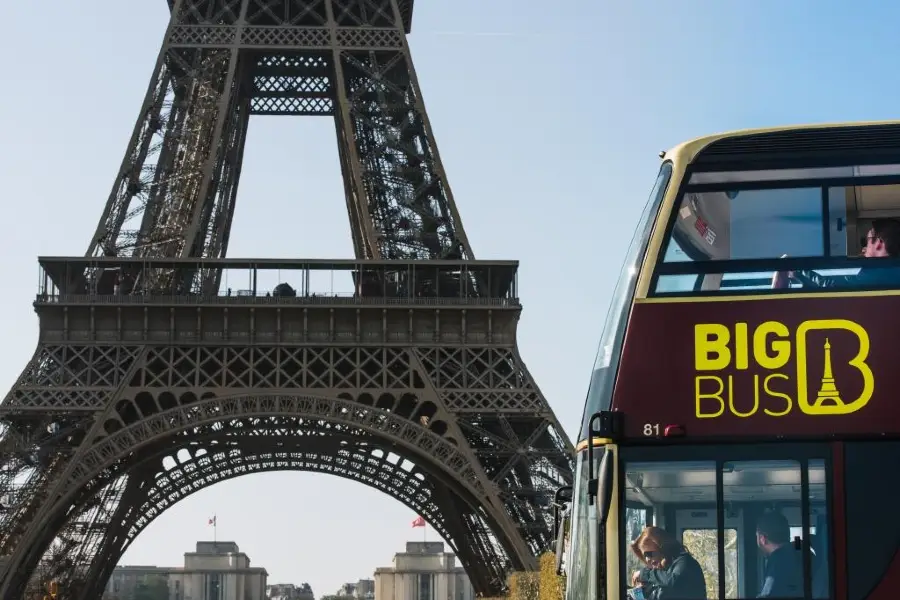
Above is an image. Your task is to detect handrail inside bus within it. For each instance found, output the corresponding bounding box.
[655,254,900,276]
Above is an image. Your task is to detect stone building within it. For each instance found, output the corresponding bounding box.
[374,542,474,600]
[104,565,171,599]
[104,541,267,600]
[266,582,315,599]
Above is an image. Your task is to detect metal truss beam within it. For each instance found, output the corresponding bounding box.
[86,0,471,296]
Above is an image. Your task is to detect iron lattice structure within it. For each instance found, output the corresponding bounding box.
[0,1,574,598]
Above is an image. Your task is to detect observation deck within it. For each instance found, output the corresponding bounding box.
[34,257,521,347]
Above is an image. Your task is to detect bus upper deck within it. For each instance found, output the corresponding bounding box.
[562,121,900,600]
[582,121,900,441]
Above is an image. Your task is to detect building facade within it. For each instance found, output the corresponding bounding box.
[266,582,315,599]
[105,565,171,599]
[104,541,267,600]
[333,578,374,598]
[374,542,474,600]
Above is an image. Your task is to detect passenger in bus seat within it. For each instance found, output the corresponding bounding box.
[755,512,803,598]
[629,526,706,599]
[774,218,900,289]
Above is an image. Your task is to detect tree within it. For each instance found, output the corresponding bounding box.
[682,529,738,599]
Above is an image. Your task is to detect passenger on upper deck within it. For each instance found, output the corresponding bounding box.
[756,512,803,598]
[629,526,706,599]
[774,218,900,289]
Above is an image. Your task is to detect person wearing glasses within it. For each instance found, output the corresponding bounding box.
[629,526,707,599]
[773,218,900,289]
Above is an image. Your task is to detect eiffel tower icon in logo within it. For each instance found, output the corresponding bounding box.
[814,338,843,407]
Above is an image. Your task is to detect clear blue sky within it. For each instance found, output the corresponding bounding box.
[2,0,900,595]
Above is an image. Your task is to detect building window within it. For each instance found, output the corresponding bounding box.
[208,573,221,600]
[417,573,432,600]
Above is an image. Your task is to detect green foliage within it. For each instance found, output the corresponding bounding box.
[538,552,566,600]
[682,529,738,599]
[509,569,540,600]
[485,552,565,600]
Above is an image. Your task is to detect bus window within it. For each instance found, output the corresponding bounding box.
[656,239,699,293]
[661,187,825,263]
[653,179,900,295]
[565,450,601,600]
[729,188,825,259]
[721,460,806,600]
[622,460,718,597]
[624,505,653,586]
[682,528,738,598]
[808,460,829,600]
[826,188,848,258]
[621,452,828,599]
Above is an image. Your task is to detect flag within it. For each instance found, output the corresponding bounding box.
[208,516,216,526]
[411,515,425,528]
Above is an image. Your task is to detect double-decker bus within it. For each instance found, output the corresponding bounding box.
[557,122,900,600]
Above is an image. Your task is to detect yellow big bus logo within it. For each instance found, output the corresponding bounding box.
[693,319,874,418]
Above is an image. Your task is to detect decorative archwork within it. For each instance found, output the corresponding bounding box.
[123,435,456,549]
[72,393,485,498]
[68,425,506,599]
[8,393,525,599]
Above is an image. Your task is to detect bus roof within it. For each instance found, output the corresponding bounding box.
[664,119,900,167]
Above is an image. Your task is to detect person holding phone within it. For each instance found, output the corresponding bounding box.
[630,527,706,599]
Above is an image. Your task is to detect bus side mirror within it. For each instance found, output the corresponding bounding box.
[553,485,573,538]
[553,485,573,575]
[555,512,570,575]
[587,410,622,509]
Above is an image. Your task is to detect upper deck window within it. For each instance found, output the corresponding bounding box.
[688,163,900,185]
[652,164,900,295]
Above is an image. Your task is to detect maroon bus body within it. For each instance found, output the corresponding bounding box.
[612,295,898,439]
[612,294,900,599]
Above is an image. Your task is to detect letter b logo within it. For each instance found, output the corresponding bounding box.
[795,319,873,416]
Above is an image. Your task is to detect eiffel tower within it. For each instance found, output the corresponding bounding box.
[0,1,573,597]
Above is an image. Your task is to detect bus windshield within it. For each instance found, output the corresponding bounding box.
[580,163,672,439]
[565,448,603,600]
